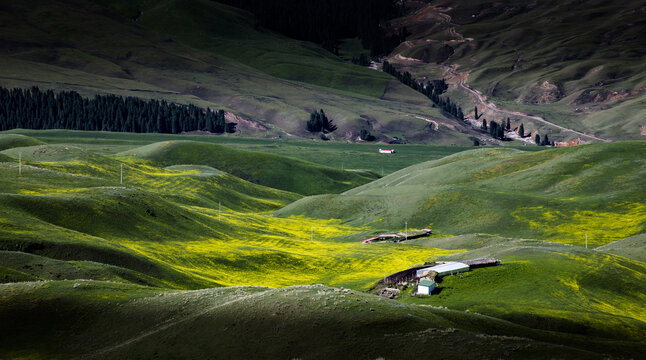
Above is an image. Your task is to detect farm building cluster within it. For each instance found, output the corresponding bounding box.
[371,258,500,298]
[362,229,432,244]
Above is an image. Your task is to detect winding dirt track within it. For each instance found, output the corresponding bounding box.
[395,4,611,143]
[450,70,611,142]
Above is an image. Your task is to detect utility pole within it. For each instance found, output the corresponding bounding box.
[120,164,123,185]
[219,202,221,221]
[405,221,408,241]
[19,152,21,176]
[585,234,588,249]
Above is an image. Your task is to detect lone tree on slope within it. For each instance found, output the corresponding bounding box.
[306,109,337,134]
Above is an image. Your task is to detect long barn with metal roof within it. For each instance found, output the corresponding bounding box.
[415,262,470,277]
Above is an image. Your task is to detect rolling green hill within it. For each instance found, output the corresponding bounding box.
[400,237,646,346]
[277,142,646,246]
[1,281,642,359]
[0,142,459,291]
[119,140,378,195]
[0,134,644,358]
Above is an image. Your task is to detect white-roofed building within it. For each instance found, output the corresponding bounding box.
[415,262,470,278]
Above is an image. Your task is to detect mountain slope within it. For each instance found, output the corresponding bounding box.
[385,0,646,141]
[0,0,484,144]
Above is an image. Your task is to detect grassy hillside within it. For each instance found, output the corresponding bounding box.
[0,143,459,290]
[93,0,391,98]
[0,0,486,144]
[1,281,641,359]
[277,142,646,246]
[398,238,646,352]
[119,140,378,195]
[386,0,646,141]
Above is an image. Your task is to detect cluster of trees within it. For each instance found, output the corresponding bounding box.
[382,61,464,120]
[482,119,505,140]
[535,133,553,146]
[306,109,337,134]
[215,0,404,55]
[0,87,236,134]
[480,116,535,142]
[359,128,376,141]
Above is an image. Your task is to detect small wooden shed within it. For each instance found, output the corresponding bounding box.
[417,279,436,295]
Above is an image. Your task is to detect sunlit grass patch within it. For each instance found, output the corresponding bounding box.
[117,207,461,289]
[513,203,646,246]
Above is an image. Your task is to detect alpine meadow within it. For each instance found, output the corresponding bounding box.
[0,0,644,359]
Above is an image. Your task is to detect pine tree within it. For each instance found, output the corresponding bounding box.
[519,123,524,137]
[541,134,550,146]
[489,121,497,137]
[506,117,511,130]
[535,134,541,145]
[481,118,487,130]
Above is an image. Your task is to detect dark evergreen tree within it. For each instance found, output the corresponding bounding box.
[535,134,541,145]
[506,117,511,130]
[457,106,464,120]
[519,123,525,137]
[481,119,488,130]
[306,109,337,134]
[541,134,550,146]
[360,128,376,141]
[489,121,497,137]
